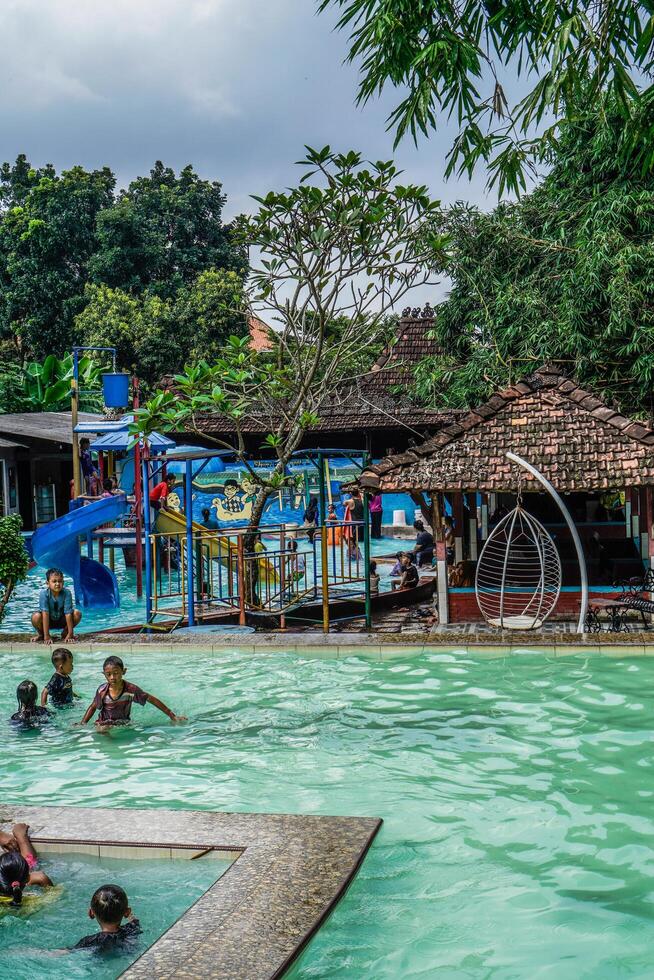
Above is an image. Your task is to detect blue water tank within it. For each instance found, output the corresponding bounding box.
[102,373,130,408]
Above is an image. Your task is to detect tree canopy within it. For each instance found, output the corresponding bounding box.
[410,103,654,417]
[0,156,248,373]
[321,0,654,195]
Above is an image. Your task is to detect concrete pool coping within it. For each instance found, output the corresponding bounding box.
[4,631,654,658]
[0,803,381,980]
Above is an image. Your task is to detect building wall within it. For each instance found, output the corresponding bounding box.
[0,448,19,517]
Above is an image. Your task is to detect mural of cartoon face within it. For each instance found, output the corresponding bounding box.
[167,492,181,512]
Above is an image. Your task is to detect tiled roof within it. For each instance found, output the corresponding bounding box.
[358,365,654,492]
[248,315,274,352]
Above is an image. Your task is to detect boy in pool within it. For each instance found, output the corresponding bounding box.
[10,681,51,726]
[31,568,82,644]
[73,884,141,952]
[80,656,186,728]
[41,648,76,708]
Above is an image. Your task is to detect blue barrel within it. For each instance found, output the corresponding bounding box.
[102,372,130,407]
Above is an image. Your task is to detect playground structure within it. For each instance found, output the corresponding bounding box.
[142,448,376,632]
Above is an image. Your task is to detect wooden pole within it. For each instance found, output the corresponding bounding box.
[71,375,81,498]
[133,377,143,598]
[431,492,449,625]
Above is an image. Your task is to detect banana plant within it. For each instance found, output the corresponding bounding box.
[21,354,104,412]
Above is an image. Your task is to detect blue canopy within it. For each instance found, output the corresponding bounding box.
[89,429,175,453]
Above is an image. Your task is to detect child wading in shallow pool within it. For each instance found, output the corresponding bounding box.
[73,884,142,953]
[41,647,77,708]
[10,680,51,726]
[80,656,187,728]
[0,823,53,909]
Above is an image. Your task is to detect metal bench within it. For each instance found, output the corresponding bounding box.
[585,569,654,632]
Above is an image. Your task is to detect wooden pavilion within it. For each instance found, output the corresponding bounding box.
[358,365,654,624]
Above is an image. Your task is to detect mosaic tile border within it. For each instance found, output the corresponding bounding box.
[0,804,381,980]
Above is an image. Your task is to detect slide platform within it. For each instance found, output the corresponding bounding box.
[156,508,278,584]
[31,495,128,609]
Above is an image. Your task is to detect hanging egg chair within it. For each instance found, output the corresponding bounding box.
[475,504,562,630]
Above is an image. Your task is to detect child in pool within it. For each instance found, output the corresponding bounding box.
[41,647,77,708]
[0,823,53,907]
[11,680,51,726]
[80,656,187,728]
[73,884,142,952]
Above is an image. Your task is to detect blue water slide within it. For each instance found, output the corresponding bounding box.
[30,495,128,609]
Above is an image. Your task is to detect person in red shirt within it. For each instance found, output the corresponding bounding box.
[149,474,176,512]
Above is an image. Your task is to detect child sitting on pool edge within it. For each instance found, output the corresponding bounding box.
[0,823,54,907]
[80,656,187,728]
[41,648,77,708]
[31,568,82,645]
[73,884,141,953]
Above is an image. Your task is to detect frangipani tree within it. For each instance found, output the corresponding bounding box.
[136,147,445,531]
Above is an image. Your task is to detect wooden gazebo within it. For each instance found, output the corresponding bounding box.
[358,365,654,624]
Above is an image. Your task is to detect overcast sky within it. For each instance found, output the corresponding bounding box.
[0,0,513,308]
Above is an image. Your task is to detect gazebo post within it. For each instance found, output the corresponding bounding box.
[480,494,489,541]
[630,487,640,545]
[431,492,449,625]
[453,492,464,564]
[639,486,650,560]
[466,492,478,560]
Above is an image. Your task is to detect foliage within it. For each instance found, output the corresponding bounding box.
[0,353,103,414]
[410,104,654,416]
[137,147,444,528]
[0,514,30,624]
[0,157,115,356]
[0,157,248,366]
[88,162,247,300]
[76,270,247,388]
[321,0,654,196]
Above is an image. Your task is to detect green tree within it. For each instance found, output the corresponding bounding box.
[0,159,115,357]
[89,162,247,299]
[410,103,654,416]
[76,271,248,387]
[176,269,247,364]
[136,147,445,531]
[321,0,654,195]
[0,514,30,624]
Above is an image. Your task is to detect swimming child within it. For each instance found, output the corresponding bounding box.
[80,656,187,728]
[0,823,53,908]
[11,681,51,726]
[41,648,76,708]
[73,884,141,952]
[31,568,82,644]
[368,560,380,596]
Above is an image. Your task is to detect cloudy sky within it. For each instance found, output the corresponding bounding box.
[0,0,503,218]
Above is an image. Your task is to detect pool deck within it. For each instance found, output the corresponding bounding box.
[0,803,381,980]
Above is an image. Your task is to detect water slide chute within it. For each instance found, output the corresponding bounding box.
[31,495,128,608]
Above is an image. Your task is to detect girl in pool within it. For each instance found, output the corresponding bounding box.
[10,680,51,726]
[0,823,53,908]
[79,656,186,729]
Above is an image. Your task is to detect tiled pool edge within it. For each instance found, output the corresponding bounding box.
[0,804,381,980]
[4,632,654,658]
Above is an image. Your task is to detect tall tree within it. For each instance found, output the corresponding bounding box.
[89,162,247,299]
[410,102,654,416]
[136,147,445,531]
[0,159,115,358]
[321,0,654,195]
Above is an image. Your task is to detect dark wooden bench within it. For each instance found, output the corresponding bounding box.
[585,569,654,632]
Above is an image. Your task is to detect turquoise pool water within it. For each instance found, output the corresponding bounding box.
[0,535,406,634]
[0,852,229,979]
[3,645,651,978]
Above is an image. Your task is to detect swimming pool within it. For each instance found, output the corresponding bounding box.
[0,851,230,980]
[0,535,407,634]
[2,644,651,978]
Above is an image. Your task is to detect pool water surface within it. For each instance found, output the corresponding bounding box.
[1,645,652,978]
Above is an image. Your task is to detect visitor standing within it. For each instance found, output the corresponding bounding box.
[369,492,383,538]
